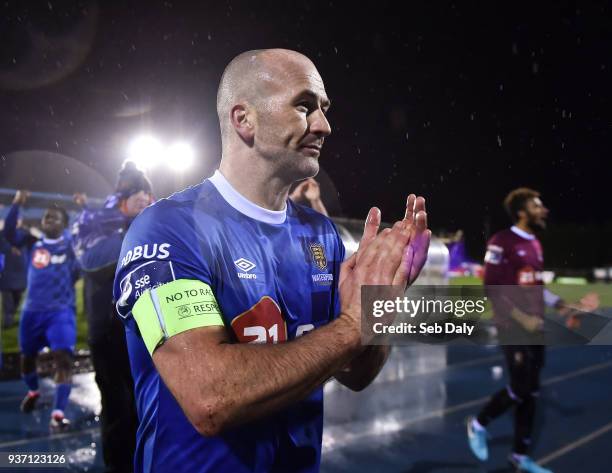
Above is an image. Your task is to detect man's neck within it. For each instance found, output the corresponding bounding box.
[218,156,291,211]
[515,221,534,235]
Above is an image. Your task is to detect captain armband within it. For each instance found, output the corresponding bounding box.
[132,279,224,355]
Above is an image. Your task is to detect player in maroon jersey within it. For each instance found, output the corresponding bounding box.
[466,188,599,473]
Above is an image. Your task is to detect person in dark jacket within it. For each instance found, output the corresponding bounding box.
[0,225,27,329]
[72,161,153,473]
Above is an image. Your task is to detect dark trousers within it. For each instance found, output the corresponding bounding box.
[85,274,138,473]
[1,289,23,327]
[477,346,545,454]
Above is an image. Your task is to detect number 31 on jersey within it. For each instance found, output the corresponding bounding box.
[231,296,314,343]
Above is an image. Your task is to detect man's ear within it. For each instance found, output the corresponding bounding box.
[230,104,255,143]
[517,208,527,222]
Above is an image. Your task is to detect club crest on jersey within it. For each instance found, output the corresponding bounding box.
[308,242,327,271]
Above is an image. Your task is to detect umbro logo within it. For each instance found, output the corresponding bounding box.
[234,258,257,279]
[234,258,256,272]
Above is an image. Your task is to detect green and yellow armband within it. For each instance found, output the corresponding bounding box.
[132,279,224,355]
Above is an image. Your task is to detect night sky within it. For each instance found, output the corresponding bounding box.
[1,1,611,262]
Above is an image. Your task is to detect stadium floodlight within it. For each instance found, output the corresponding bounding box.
[127,135,164,170]
[166,142,195,172]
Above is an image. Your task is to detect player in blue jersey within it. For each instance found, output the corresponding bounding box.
[3,190,80,431]
[73,161,152,473]
[114,48,431,473]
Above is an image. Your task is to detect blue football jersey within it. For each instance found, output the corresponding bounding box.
[113,171,345,473]
[72,193,130,272]
[3,204,79,312]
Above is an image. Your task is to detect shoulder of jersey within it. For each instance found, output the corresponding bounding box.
[135,181,215,222]
[489,228,513,244]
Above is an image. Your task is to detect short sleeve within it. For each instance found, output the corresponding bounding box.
[113,203,212,321]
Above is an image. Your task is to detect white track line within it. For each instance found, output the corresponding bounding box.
[323,359,612,452]
[0,427,99,448]
[538,420,612,465]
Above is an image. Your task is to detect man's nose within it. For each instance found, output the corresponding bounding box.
[309,109,331,137]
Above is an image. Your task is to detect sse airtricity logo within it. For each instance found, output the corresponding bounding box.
[234,258,257,280]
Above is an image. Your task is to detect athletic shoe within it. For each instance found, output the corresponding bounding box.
[20,391,40,413]
[49,413,71,433]
[466,416,488,461]
[508,455,553,473]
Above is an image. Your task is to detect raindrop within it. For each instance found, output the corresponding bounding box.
[470,113,474,121]
[64,168,70,175]
[208,32,212,40]
[512,43,518,55]
[496,135,502,147]
[333,46,338,54]
[405,132,409,140]
[499,84,504,91]
[532,62,539,74]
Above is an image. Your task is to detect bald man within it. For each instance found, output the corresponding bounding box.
[113,49,431,473]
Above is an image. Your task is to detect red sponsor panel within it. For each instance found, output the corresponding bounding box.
[231,296,288,344]
[32,248,51,269]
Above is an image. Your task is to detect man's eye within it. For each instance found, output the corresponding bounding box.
[297,103,310,113]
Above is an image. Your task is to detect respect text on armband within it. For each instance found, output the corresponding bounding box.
[163,286,220,319]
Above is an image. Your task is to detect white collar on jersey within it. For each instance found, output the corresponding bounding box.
[42,236,64,245]
[510,225,535,240]
[209,170,287,225]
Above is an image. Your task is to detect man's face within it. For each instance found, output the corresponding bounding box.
[524,197,549,230]
[41,209,66,238]
[251,57,332,181]
[122,190,152,218]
